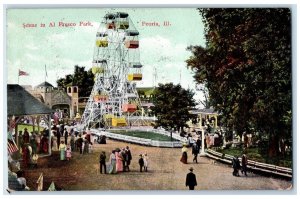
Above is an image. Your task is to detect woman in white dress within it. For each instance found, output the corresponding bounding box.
[143,153,149,172]
[52,130,57,151]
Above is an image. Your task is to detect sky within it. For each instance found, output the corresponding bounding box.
[2,2,300,198]
[6,8,206,103]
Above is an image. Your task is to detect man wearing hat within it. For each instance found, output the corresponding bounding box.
[99,151,106,174]
[186,167,197,190]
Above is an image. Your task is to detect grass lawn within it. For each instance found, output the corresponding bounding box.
[109,130,178,142]
[17,124,45,133]
[216,147,292,168]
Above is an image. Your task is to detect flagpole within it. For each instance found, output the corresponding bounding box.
[18,69,19,84]
[45,65,46,82]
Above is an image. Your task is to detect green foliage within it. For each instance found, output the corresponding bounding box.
[152,83,196,132]
[187,8,292,146]
[217,147,292,168]
[196,83,212,109]
[57,65,94,97]
[110,130,178,141]
[17,124,45,133]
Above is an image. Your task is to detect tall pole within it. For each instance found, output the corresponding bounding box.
[179,68,181,85]
[45,64,47,82]
[200,129,206,156]
[48,114,52,156]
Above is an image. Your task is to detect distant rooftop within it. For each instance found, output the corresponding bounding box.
[35,81,54,88]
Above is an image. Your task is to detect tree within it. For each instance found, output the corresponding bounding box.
[186,8,291,157]
[57,65,94,97]
[152,83,197,132]
[196,82,212,109]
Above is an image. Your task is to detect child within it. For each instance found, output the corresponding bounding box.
[138,154,144,172]
[66,145,72,161]
[143,153,149,172]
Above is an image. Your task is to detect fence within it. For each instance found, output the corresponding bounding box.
[206,149,292,179]
[90,129,182,148]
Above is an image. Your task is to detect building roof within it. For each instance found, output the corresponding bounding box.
[7,84,54,116]
[35,81,54,88]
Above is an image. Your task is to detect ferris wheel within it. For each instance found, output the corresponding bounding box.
[80,12,144,129]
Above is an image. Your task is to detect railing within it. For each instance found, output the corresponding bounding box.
[206,149,292,179]
[90,129,182,148]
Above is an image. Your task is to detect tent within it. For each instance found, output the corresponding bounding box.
[7,84,53,116]
[7,84,54,155]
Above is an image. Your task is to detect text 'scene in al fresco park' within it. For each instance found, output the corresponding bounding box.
[22,20,172,29]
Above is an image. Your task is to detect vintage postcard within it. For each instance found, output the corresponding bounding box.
[4,7,293,193]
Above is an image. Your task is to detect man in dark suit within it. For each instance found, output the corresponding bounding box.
[99,151,106,174]
[186,167,197,190]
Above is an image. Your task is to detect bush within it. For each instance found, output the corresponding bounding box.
[217,147,292,168]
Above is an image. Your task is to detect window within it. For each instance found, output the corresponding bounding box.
[68,87,71,93]
[73,87,78,93]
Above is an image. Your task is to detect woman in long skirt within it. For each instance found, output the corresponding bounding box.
[30,136,37,154]
[83,139,89,154]
[180,144,188,164]
[108,150,117,174]
[52,135,57,151]
[70,135,75,151]
[115,151,123,172]
[58,141,66,160]
[143,153,149,172]
[66,146,72,161]
[22,145,30,168]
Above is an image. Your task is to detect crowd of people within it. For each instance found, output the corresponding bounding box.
[180,131,249,181]
[15,124,251,191]
[100,146,134,174]
[17,123,97,167]
[17,128,43,169]
[102,146,132,174]
[99,146,149,174]
[232,154,248,177]
[180,136,201,164]
[52,124,95,161]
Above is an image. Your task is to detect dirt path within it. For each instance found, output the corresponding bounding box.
[23,139,292,191]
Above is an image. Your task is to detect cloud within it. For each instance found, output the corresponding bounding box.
[6,22,18,30]
[25,43,39,50]
[45,32,67,42]
[140,35,190,63]
[138,35,194,87]
[24,53,40,61]
[7,21,201,101]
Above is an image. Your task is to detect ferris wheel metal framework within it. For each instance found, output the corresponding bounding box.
[80,12,146,130]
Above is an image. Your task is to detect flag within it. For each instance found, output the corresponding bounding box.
[19,69,29,76]
[7,131,18,154]
[45,65,48,77]
[36,173,43,191]
[7,139,18,154]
